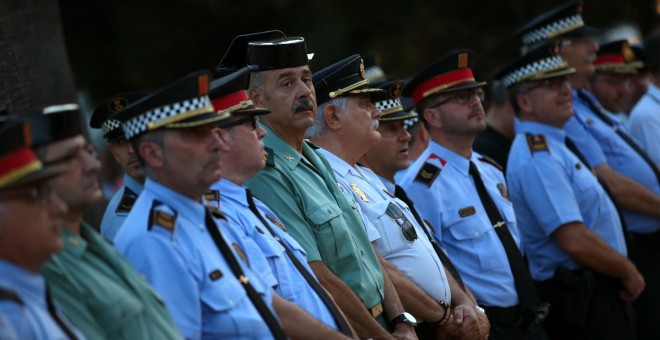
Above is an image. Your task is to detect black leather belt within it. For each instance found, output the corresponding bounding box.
[483,305,526,328]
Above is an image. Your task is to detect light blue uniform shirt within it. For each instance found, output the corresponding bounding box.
[506,121,627,281]
[399,141,520,307]
[114,178,275,340]
[209,178,339,330]
[100,174,143,242]
[0,260,84,340]
[629,83,660,166]
[318,149,451,306]
[565,89,660,234]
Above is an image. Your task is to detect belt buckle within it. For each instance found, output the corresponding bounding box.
[370,302,384,318]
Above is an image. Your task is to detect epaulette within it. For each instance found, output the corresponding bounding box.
[304,139,320,149]
[477,155,503,172]
[206,202,226,220]
[265,146,275,167]
[525,133,549,154]
[147,200,177,234]
[204,189,220,203]
[0,287,22,305]
[414,163,441,187]
[115,186,138,214]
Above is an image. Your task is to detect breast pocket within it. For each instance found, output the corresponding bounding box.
[365,200,410,256]
[200,273,250,337]
[443,209,499,271]
[308,203,353,262]
[571,167,600,212]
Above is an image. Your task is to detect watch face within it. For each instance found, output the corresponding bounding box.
[402,312,418,326]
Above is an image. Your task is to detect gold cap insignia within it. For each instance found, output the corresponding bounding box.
[108,97,129,113]
[360,59,366,79]
[198,74,209,95]
[458,53,469,69]
[622,42,634,62]
[390,81,404,98]
[350,182,369,202]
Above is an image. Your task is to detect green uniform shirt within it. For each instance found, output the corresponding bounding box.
[40,222,183,340]
[246,124,385,309]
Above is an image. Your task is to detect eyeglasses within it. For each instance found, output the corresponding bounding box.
[525,76,570,92]
[558,36,595,47]
[224,117,258,131]
[43,143,98,167]
[0,183,56,205]
[431,88,485,108]
[385,202,418,242]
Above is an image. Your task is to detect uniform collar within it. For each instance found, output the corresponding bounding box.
[61,226,88,258]
[215,178,249,207]
[316,148,361,178]
[647,83,660,102]
[261,123,303,170]
[377,173,396,194]
[426,140,471,176]
[123,174,144,195]
[144,177,207,228]
[516,120,566,142]
[0,259,46,305]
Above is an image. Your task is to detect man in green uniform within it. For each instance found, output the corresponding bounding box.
[217,31,415,339]
[21,104,183,339]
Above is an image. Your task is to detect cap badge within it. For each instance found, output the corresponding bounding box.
[108,97,129,113]
[390,82,403,98]
[458,53,469,68]
[622,43,634,62]
[359,59,366,79]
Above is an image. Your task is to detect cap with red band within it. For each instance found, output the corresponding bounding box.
[208,68,270,128]
[594,40,637,74]
[403,50,487,106]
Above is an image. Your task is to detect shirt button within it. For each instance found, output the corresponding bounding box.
[473,231,479,237]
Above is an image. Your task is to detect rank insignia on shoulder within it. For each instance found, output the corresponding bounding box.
[148,202,177,234]
[206,203,226,219]
[459,206,476,217]
[525,134,549,154]
[478,156,503,172]
[204,189,220,203]
[265,146,275,167]
[350,182,369,202]
[497,183,509,200]
[414,163,441,187]
[208,269,223,281]
[266,214,287,232]
[115,187,137,214]
[232,243,249,267]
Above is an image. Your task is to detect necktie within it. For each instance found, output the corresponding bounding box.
[468,161,539,311]
[245,189,354,337]
[46,286,78,340]
[393,184,466,291]
[577,89,660,185]
[203,208,287,340]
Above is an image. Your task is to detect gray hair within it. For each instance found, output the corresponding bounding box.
[305,97,349,138]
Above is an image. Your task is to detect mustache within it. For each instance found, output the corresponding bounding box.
[293,99,315,113]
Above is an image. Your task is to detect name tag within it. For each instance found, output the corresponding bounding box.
[459,206,476,217]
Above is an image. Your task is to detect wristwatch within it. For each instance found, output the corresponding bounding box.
[390,312,418,327]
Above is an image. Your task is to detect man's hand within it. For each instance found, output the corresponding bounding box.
[435,304,488,339]
[620,267,645,302]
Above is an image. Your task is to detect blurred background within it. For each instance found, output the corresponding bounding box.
[2,0,659,225]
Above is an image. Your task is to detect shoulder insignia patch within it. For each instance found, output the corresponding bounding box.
[265,146,275,167]
[206,203,226,220]
[478,156,503,172]
[115,187,138,214]
[497,183,509,200]
[204,189,219,203]
[525,134,549,154]
[208,269,223,281]
[266,214,287,232]
[232,243,249,267]
[459,206,476,217]
[414,163,441,187]
[148,201,177,234]
[0,287,23,305]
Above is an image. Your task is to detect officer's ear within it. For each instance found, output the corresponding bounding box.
[139,138,165,169]
[248,87,263,107]
[322,102,341,131]
[213,127,232,152]
[516,92,533,115]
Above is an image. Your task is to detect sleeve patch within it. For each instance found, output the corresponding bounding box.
[115,187,138,214]
[414,163,441,187]
[148,201,177,234]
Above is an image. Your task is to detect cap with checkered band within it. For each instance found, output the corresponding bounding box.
[372,80,417,123]
[90,92,148,142]
[495,41,576,88]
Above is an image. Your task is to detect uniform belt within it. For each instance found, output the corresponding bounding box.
[483,305,525,328]
[368,302,384,318]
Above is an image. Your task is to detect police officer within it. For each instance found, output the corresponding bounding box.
[18,104,183,340]
[90,92,147,242]
[217,31,412,339]
[207,67,354,338]
[307,54,489,339]
[398,50,546,339]
[517,3,660,338]
[500,41,641,339]
[0,118,82,339]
